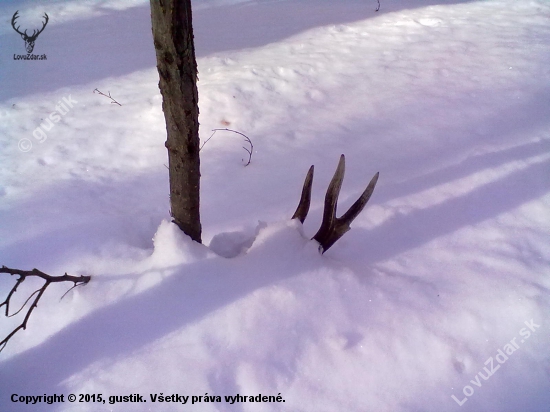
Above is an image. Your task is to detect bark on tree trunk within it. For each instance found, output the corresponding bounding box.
[150,0,202,243]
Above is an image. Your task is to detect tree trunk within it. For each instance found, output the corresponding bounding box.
[150,0,202,243]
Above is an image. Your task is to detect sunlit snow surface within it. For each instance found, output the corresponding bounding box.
[0,0,549,411]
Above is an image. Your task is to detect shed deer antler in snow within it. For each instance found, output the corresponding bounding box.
[292,154,379,253]
[11,10,49,54]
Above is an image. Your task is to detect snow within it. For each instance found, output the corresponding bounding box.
[1,0,549,411]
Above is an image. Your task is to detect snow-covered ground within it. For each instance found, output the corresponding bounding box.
[1,0,549,411]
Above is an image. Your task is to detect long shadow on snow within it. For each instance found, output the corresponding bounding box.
[0,142,548,411]
[0,219,317,410]
[197,81,550,234]
[294,86,550,245]
[361,138,550,218]
[0,0,476,102]
[0,172,169,270]
[1,139,546,274]
[336,153,550,265]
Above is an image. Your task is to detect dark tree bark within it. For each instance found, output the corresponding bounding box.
[150,0,202,242]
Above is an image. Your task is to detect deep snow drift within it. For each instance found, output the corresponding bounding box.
[0,0,549,411]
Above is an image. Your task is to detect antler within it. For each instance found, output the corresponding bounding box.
[11,11,49,53]
[11,11,25,36]
[11,11,48,40]
[291,154,379,253]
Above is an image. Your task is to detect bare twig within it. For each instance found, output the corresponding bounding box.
[59,282,87,301]
[200,128,254,166]
[93,88,122,106]
[8,288,40,318]
[0,266,91,352]
[199,130,217,151]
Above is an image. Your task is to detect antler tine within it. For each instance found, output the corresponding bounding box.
[11,11,25,36]
[38,13,49,34]
[339,171,379,224]
[291,165,314,223]
[317,170,379,253]
[313,154,346,249]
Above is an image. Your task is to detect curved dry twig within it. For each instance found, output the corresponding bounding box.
[199,128,254,166]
